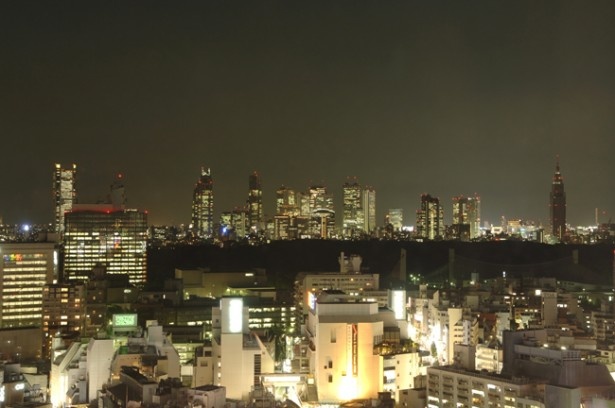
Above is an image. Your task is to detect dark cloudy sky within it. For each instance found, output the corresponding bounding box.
[2,2,614,227]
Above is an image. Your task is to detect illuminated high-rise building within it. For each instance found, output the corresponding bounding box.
[0,242,56,328]
[274,186,301,240]
[342,179,363,237]
[308,184,335,238]
[452,195,481,240]
[247,171,264,233]
[416,194,444,240]
[549,158,566,239]
[63,204,148,285]
[192,167,214,237]
[386,209,404,231]
[275,186,298,216]
[231,207,249,238]
[53,163,77,234]
[362,185,376,233]
[342,180,376,237]
[42,282,85,357]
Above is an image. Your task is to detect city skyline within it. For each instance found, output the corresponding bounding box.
[2,2,615,226]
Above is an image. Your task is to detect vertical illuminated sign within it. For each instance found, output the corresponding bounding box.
[351,324,358,376]
[390,290,406,320]
[308,291,317,311]
[228,298,243,333]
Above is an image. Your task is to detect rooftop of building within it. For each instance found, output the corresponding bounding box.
[428,365,542,385]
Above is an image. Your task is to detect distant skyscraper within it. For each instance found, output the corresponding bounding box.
[386,209,404,231]
[416,194,444,240]
[362,186,376,233]
[276,186,298,216]
[342,179,376,237]
[308,184,335,238]
[247,171,264,233]
[192,167,214,237]
[342,179,362,237]
[63,204,148,285]
[53,163,77,234]
[452,195,481,240]
[232,207,249,238]
[549,158,566,239]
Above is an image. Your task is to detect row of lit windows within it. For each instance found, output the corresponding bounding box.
[42,315,81,320]
[3,267,47,273]
[2,307,42,314]
[3,281,47,287]
[3,300,43,306]
[2,313,42,320]
[3,287,43,293]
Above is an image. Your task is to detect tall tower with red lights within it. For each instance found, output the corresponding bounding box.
[549,157,566,239]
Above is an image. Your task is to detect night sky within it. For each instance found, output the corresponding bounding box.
[2,2,614,227]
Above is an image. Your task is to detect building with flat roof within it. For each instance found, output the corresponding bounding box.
[0,242,56,329]
[63,204,147,285]
[192,167,214,238]
[53,163,77,235]
[211,297,275,401]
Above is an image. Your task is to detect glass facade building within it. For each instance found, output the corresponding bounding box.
[192,167,214,238]
[63,205,148,285]
[0,242,56,328]
[452,195,481,240]
[53,163,77,234]
[416,194,444,240]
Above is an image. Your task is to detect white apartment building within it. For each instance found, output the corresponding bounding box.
[50,320,179,407]
[306,291,421,403]
[426,365,545,408]
[212,297,275,401]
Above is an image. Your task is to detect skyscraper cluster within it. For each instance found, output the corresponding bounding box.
[189,167,380,240]
[184,161,570,242]
[272,184,336,239]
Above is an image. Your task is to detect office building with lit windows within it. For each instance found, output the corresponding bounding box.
[549,158,566,240]
[274,186,304,239]
[342,179,363,237]
[385,209,403,231]
[276,186,299,216]
[307,185,335,238]
[247,171,264,233]
[416,194,444,240]
[42,282,85,357]
[63,204,148,285]
[426,365,545,408]
[342,180,376,238]
[0,242,56,328]
[53,163,77,234]
[452,195,481,240]
[192,167,214,238]
[362,185,376,233]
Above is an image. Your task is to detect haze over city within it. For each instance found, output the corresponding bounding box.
[2,2,615,226]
